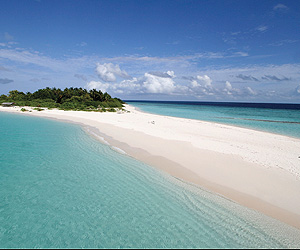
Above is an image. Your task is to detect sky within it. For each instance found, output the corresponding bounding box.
[0,0,300,103]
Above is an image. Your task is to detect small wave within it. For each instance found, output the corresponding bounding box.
[85,128,109,145]
[111,146,127,155]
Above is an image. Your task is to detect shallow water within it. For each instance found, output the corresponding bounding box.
[0,112,300,248]
[126,101,300,138]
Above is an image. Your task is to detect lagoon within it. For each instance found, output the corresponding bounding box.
[1,112,300,248]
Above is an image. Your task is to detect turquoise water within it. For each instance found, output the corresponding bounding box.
[0,112,300,248]
[127,101,300,138]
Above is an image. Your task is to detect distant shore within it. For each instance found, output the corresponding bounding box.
[1,104,300,229]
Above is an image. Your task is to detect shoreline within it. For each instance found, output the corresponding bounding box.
[131,104,300,141]
[1,105,300,230]
[83,125,300,229]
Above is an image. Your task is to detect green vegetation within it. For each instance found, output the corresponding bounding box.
[33,107,44,111]
[0,87,125,112]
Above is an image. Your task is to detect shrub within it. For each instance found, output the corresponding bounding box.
[33,107,44,111]
[108,108,116,112]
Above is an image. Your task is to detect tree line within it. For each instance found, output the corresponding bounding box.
[0,87,125,111]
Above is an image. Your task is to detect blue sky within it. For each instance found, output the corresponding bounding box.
[0,0,300,103]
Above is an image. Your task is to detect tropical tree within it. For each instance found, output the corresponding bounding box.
[8,90,26,101]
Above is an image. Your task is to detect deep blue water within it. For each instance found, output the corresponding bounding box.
[0,112,300,248]
[126,101,300,138]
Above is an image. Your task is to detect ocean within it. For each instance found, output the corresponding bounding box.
[0,110,300,248]
[126,101,300,139]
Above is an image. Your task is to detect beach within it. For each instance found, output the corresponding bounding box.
[1,104,300,229]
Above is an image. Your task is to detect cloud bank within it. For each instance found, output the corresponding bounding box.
[85,63,272,101]
[1,43,299,102]
[86,67,176,95]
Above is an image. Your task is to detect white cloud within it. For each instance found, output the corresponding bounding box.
[187,75,218,97]
[86,71,177,95]
[142,73,176,94]
[118,78,140,93]
[85,70,177,95]
[185,74,262,99]
[191,80,199,88]
[273,4,289,11]
[256,25,268,32]
[147,70,176,78]
[196,75,213,88]
[225,81,232,91]
[167,70,175,78]
[85,81,110,93]
[231,52,249,57]
[96,63,130,82]
[223,81,234,95]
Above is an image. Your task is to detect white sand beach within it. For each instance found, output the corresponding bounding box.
[1,104,300,229]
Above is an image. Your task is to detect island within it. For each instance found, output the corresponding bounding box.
[0,87,125,112]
